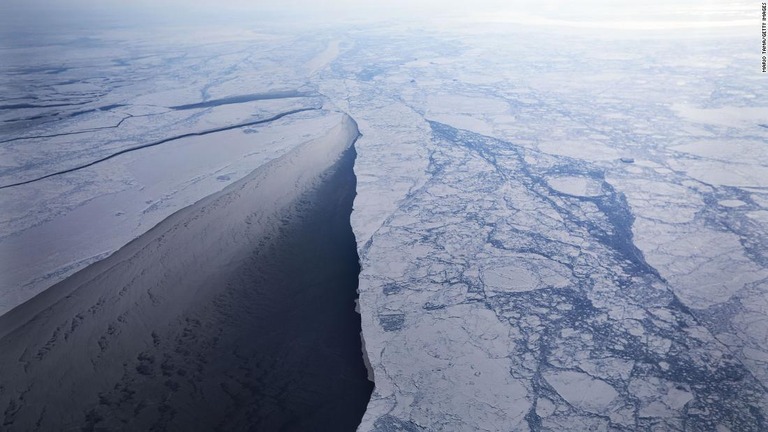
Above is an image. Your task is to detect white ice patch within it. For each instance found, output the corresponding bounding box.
[628,377,693,418]
[746,210,768,224]
[543,370,619,414]
[482,264,539,293]
[671,139,768,166]
[718,199,746,208]
[673,104,768,128]
[482,259,570,294]
[547,176,603,197]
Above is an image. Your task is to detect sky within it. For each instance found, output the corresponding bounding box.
[0,0,755,32]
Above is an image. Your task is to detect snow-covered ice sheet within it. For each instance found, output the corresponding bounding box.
[0,107,347,314]
[0,29,343,314]
[2,18,768,432]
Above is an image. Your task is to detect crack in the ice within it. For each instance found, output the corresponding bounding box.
[0,113,142,145]
[0,108,319,190]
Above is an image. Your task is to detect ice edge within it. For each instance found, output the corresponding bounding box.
[349,122,377,386]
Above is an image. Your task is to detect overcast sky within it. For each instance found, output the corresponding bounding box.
[1,0,754,31]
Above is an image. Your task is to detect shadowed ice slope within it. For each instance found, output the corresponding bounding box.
[0,112,373,431]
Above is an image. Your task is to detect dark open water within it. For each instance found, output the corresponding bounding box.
[0,144,373,431]
[139,144,374,431]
